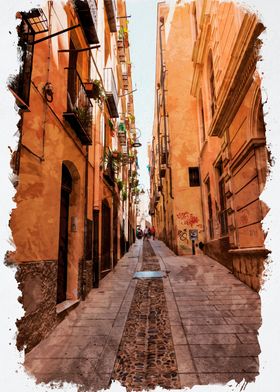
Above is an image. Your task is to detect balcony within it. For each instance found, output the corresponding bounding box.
[121,63,129,91]
[104,68,119,118]
[118,122,127,149]
[74,0,99,44]
[117,39,126,62]
[103,148,116,186]
[160,164,166,178]
[104,0,117,32]
[63,68,93,145]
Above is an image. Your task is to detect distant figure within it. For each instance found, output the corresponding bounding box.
[144,227,149,240]
[150,226,156,240]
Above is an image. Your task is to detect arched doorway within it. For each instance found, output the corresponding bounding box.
[101,199,111,277]
[57,164,72,304]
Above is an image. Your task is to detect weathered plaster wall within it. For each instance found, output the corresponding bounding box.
[16,260,57,352]
[164,3,204,255]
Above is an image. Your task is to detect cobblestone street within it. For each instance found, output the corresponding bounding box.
[24,239,261,390]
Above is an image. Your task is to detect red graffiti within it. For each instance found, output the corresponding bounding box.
[176,211,199,228]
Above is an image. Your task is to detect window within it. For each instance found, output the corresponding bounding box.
[208,51,216,117]
[205,177,214,239]
[216,159,228,236]
[189,167,200,187]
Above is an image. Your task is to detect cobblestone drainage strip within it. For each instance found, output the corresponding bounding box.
[133,271,167,279]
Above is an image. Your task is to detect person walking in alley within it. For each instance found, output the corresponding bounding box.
[144,226,149,240]
[150,225,156,240]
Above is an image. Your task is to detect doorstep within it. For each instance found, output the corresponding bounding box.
[56,299,80,315]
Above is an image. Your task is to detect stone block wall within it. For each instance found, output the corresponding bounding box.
[205,237,233,271]
[15,260,57,352]
[232,251,266,292]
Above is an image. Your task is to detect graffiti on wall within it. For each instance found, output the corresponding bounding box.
[177,228,188,241]
[176,211,201,228]
[176,211,203,242]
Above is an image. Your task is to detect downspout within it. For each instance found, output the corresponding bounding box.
[156,85,166,240]
[159,17,174,200]
[82,144,89,300]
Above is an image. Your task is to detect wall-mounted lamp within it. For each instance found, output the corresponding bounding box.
[43,82,54,103]
[132,138,142,148]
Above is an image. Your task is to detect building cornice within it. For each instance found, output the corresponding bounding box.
[208,14,264,138]
[191,14,211,97]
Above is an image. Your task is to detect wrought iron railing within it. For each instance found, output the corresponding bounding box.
[74,0,98,44]
[64,68,93,144]
[104,0,117,32]
[104,68,118,104]
[104,68,119,118]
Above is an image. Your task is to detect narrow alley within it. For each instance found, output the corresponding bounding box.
[4,0,269,391]
[25,239,260,390]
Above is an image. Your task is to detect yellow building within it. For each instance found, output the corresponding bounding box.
[191,0,268,291]
[150,1,204,256]
[9,0,138,352]
[149,0,268,291]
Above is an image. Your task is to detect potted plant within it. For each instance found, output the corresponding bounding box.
[116,178,124,191]
[112,150,123,162]
[118,122,126,134]
[89,79,105,103]
[75,106,91,130]
[122,189,127,201]
[108,119,115,133]
[128,113,135,124]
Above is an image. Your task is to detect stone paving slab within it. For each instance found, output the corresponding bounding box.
[24,239,262,390]
[24,243,142,390]
[149,239,261,387]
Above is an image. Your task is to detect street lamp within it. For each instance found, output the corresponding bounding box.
[132,138,142,148]
[131,127,142,148]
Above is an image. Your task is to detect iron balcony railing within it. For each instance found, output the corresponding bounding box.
[63,68,93,145]
[104,0,117,32]
[103,148,116,186]
[74,0,99,44]
[104,68,119,118]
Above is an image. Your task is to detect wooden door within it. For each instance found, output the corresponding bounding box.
[101,200,111,277]
[57,165,72,304]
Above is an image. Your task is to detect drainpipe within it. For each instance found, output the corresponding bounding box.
[82,144,89,300]
[156,85,167,241]
[159,17,174,201]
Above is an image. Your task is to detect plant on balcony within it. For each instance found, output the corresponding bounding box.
[128,113,135,123]
[116,178,124,191]
[122,189,127,201]
[118,122,126,134]
[91,79,106,103]
[112,150,123,162]
[131,187,140,196]
[108,118,114,129]
[74,105,91,130]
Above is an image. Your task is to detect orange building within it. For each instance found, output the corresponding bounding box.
[8,0,138,352]
[149,1,204,256]
[150,0,268,291]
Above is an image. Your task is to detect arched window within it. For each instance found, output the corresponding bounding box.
[208,51,216,117]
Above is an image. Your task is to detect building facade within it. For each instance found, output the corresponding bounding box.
[8,0,138,352]
[149,1,204,256]
[149,0,268,291]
